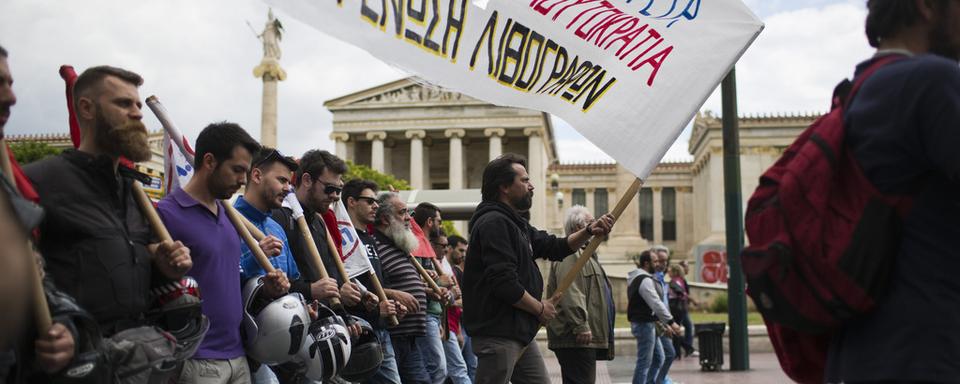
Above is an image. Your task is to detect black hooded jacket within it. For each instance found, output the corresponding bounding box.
[462,201,573,344]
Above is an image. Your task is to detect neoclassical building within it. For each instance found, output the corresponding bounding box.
[324,78,820,289]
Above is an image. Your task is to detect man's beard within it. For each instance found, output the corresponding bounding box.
[93,108,152,162]
[383,217,419,254]
[208,168,241,200]
[261,186,285,209]
[512,191,533,211]
[307,182,331,213]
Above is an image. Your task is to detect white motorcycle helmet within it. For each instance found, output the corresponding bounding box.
[296,303,352,381]
[241,276,311,365]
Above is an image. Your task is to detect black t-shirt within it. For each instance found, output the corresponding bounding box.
[827,53,960,382]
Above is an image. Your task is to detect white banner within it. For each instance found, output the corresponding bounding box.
[162,131,194,195]
[266,0,762,178]
[333,201,374,279]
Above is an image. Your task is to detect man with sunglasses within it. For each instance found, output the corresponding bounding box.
[270,150,367,311]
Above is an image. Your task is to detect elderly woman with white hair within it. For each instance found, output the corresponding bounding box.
[545,206,616,384]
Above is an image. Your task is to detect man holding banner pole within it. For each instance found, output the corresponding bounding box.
[158,122,288,384]
[272,149,364,309]
[24,65,192,336]
[343,179,404,384]
[463,154,613,384]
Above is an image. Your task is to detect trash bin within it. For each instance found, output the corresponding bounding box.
[695,322,725,371]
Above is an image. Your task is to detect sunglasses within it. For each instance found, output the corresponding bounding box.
[356,196,377,205]
[321,183,342,195]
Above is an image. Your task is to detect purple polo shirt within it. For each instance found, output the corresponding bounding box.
[158,188,245,360]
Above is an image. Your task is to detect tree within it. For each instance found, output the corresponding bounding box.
[9,141,61,165]
[344,161,411,191]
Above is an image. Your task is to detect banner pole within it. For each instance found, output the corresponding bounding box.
[551,177,642,301]
[132,181,173,242]
[223,202,276,273]
[296,215,341,308]
[367,270,399,326]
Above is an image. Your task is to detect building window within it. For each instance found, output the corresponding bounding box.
[572,188,586,207]
[639,188,653,240]
[662,187,677,241]
[594,188,608,217]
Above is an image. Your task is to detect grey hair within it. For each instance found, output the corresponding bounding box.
[375,192,400,225]
[563,205,593,236]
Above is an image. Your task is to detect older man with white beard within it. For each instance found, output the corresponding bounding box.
[374,192,431,384]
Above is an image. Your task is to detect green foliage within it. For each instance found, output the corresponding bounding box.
[711,292,729,313]
[441,221,460,238]
[9,141,61,165]
[344,161,411,191]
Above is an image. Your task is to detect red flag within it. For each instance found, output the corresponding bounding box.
[410,217,436,259]
[321,209,344,261]
[58,66,81,150]
[4,142,39,203]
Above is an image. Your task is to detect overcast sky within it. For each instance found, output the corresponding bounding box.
[0,0,872,164]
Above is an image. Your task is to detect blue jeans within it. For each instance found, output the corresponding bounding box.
[252,364,279,384]
[392,335,431,384]
[631,322,661,384]
[654,335,676,384]
[417,315,448,384]
[442,329,471,384]
[367,328,402,384]
[680,311,695,354]
[461,331,477,382]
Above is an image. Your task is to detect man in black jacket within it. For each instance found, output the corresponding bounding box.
[462,153,614,384]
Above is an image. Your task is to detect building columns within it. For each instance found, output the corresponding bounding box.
[330,132,350,160]
[585,188,596,214]
[652,186,663,245]
[524,127,546,227]
[366,131,387,172]
[484,128,505,161]
[445,129,466,190]
[406,130,427,190]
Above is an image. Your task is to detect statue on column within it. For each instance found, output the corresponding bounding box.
[253,8,287,81]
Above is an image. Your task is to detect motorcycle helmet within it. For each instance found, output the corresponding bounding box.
[297,303,352,381]
[339,316,382,382]
[149,276,210,360]
[241,276,310,365]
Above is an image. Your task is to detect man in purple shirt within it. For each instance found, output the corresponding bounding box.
[158,122,289,384]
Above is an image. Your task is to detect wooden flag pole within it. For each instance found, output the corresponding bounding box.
[0,141,53,333]
[131,181,172,242]
[408,254,443,296]
[321,220,351,284]
[243,216,267,241]
[223,202,276,273]
[295,215,341,307]
[551,178,642,301]
[368,270,399,326]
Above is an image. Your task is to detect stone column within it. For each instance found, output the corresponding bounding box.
[524,127,546,227]
[586,188,596,214]
[260,76,279,148]
[652,186,663,245]
[330,132,349,160]
[406,130,427,190]
[676,186,691,255]
[484,128,505,161]
[445,129,466,190]
[367,131,387,172]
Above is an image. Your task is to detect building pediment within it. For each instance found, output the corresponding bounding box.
[324,77,483,110]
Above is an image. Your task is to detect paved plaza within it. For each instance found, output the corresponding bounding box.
[544,352,790,384]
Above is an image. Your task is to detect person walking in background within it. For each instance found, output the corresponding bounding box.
[668,264,696,358]
[626,251,680,384]
[545,205,615,384]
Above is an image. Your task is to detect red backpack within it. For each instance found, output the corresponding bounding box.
[741,55,910,384]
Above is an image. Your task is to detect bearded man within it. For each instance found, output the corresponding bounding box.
[24,66,192,337]
[462,154,614,384]
[374,192,431,384]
